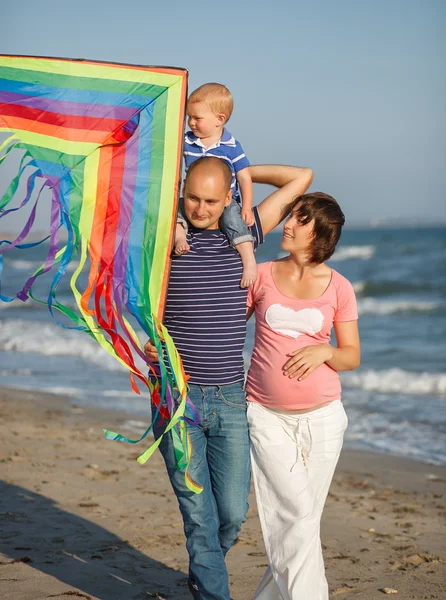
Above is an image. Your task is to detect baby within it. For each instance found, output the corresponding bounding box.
[175,83,257,287]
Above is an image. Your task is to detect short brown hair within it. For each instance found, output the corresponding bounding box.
[285,192,345,263]
[188,83,234,122]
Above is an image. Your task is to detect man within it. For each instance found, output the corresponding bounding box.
[144,157,312,600]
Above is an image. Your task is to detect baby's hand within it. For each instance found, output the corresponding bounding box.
[242,207,255,226]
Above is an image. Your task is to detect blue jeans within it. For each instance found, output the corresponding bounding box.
[220,198,254,246]
[152,382,251,600]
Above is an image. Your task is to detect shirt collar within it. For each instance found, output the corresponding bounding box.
[185,127,236,148]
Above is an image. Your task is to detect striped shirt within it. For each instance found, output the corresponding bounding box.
[164,207,263,385]
[183,128,250,201]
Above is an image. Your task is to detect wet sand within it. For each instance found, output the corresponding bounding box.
[0,387,444,599]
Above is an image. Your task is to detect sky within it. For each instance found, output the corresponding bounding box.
[1,0,445,231]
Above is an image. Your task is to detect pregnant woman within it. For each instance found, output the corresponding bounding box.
[246,192,361,600]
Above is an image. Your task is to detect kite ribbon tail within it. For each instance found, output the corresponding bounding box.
[0,135,18,166]
[181,422,203,495]
[103,374,158,445]
[0,151,37,212]
[135,385,203,495]
[102,313,203,494]
[139,317,203,494]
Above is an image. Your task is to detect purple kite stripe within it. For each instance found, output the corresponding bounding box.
[111,126,150,365]
[16,179,60,300]
[113,124,139,292]
[0,90,136,121]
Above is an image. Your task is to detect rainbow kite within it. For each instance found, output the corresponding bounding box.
[0,55,202,493]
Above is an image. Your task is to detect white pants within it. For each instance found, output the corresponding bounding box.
[247,399,348,600]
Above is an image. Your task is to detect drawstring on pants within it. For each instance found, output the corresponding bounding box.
[283,416,313,472]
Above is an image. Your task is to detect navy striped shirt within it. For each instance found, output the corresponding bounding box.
[164,208,263,385]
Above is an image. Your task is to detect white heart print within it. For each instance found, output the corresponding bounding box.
[265,304,325,338]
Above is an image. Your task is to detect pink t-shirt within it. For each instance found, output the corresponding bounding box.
[246,261,358,410]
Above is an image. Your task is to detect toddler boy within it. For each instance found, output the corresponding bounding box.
[175,83,257,287]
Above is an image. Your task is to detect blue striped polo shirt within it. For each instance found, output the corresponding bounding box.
[163,207,263,385]
[183,128,250,201]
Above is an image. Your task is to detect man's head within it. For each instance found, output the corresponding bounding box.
[187,83,233,140]
[182,157,233,230]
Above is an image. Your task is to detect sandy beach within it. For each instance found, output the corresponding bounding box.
[0,387,444,600]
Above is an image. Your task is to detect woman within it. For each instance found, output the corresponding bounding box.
[246,192,360,600]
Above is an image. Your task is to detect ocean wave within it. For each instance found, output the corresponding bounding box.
[0,319,147,373]
[352,280,444,297]
[353,281,366,294]
[0,296,77,311]
[0,299,37,310]
[4,259,80,272]
[0,368,33,376]
[357,298,443,315]
[342,368,446,396]
[330,245,375,261]
[344,409,445,465]
[6,259,39,270]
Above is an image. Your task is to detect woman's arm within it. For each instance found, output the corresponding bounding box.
[283,320,360,380]
[250,165,313,236]
[326,320,361,372]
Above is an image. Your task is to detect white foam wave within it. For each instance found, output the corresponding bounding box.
[342,368,446,396]
[0,299,36,310]
[7,259,39,270]
[0,296,76,310]
[353,281,365,294]
[344,409,446,465]
[331,245,375,261]
[121,419,152,433]
[5,259,80,273]
[102,389,142,398]
[0,368,33,376]
[0,319,147,373]
[39,386,87,397]
[357,298,442,315]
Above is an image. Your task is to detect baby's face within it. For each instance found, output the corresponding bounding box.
[187,102,223,139]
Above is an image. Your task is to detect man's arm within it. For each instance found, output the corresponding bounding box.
[249,165,313,236]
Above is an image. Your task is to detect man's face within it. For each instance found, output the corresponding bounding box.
[183,168,232,230]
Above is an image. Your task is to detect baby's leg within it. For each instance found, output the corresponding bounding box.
[237,241,257,288]
[174,199,190,255]
[174,222,190,255]
[221,199,257,288]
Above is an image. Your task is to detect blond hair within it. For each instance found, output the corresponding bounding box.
[188,83,234,122]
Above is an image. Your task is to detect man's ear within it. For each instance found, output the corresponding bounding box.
[225,190,233,207]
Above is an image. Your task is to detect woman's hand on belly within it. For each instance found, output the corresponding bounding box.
[283,344,334,380]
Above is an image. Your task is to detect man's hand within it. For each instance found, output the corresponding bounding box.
[283,344,333,380]
[242,207,255,226]
[144,339,159,363]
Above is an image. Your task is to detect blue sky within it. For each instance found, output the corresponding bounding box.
[2,0,445,229]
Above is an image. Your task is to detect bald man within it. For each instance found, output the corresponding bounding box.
[145,157,312,600]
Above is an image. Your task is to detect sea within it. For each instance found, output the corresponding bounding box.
[1,226,445,466]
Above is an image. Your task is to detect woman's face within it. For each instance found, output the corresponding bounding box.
[281,204,315,256]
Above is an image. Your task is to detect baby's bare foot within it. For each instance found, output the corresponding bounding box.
[174,223,190,255]
[240,261,258,288]
[175,240,190,255]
